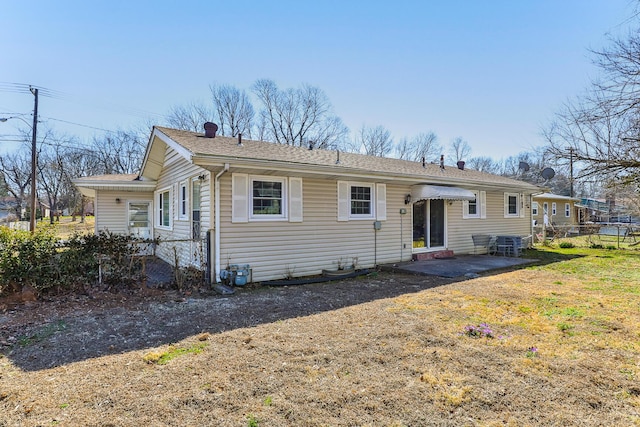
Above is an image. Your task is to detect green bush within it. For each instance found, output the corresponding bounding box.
[0,226,59,294]
[0,228,152,297]
[559,242,575,248]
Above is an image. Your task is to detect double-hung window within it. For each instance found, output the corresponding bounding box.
[532,202,539,216]
[565,203,571,218]
[337,181,385,221]
[463,191,485,219]
[350,185,373,217]
[251,177,286,219]
[552,202,557,216]
[157,188,171,228]
[232,174,303,223]
[178,181,188,220]
[504,193,520,218]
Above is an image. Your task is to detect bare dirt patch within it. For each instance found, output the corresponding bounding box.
[1,267,639,426]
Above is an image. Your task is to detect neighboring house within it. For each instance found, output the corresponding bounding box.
[74,125,542,283]
[532,193,582,227]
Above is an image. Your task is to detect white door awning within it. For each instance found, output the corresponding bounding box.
[411,185,476,202]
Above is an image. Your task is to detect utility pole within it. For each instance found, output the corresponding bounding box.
[568,147,574,198]
[29,87,38,233]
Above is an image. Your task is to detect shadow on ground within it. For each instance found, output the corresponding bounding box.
[2,251,563,372]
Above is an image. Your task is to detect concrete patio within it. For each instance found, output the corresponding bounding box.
[380,255,537,278]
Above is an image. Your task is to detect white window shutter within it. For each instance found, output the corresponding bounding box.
[232,173,249,223]
[520,193,525,218]
[376,183,387,220]
[337,181,349,221]
[462,200,469,219]
[289,177,303,222]
[480,191,487,219]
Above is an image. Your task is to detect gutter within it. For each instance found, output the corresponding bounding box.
[214,163,230,283]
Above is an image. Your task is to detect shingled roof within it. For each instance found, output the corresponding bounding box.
[154,126,541,192]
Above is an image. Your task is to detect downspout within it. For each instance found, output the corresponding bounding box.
[214,163,230,283]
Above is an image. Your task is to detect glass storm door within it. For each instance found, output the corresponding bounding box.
[429,199,445,247]
[191,178,203,266]
[412,199,446,250]
[128,202,151,239]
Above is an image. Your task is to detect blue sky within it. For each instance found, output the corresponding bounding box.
[0,1,635,160]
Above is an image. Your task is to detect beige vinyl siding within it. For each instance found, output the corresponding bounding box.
[447,191,532,254]
[95,190,153,234]
[532,197,577,226]
[154,147,211,267]
[219,176,411,282]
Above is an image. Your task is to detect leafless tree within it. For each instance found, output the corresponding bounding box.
[396,131,442,162]
[166,101,214,133]
[0,147,32,218]
[90,129,146,175]
[467,156,500,173]
[352,125,394,157]
[252,79,349,149]
[210,84,254,137]
[448,137,472,163]
[37,142,68,224]
[544,10,640,187]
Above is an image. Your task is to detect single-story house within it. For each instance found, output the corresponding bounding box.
[73,125,542,283]
[532,193,583,227]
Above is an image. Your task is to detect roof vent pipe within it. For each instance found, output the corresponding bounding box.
[238,133,243,146]
[440,155,445,170]
[422,156,426,168]
[204,122,218,138]
[308,140,314,150]
[336,150,340,164]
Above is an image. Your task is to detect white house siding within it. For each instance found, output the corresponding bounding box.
[95,190,153,234]
[153,147,211,268]
[447,191,532,254]
[218,176,411,282]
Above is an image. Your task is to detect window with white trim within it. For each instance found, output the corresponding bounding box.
[232,174,302,223]
[532,202,539,216]
[178,181,188,220]
[565,203,571,217]
[463,191,486,219]
[552,202,557,216]
[156,188,172,228]
[251,177,287,219]
[504,193,520,217]
[337,181,385,221]
[351,185,372,216]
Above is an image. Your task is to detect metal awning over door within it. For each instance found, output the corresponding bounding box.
[411,185,476,201]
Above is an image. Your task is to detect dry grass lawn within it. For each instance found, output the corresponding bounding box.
[1,247,640,426]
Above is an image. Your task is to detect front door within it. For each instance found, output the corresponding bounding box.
[412,199,446,250]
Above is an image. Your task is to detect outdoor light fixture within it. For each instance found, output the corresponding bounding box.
[404,194,412,205]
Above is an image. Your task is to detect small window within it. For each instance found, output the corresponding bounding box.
[463,191,486,219]
[565,203,571,218]
[543,202,549,215]
[351,185,372,216]
[464,192,480,218]
[532,202,539,216]
[552,202,557,216]
[179,181,188,220]
[157,188,171,228]
[504,193,519,217]
[250,177,287,219]
[337,181,379,220]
